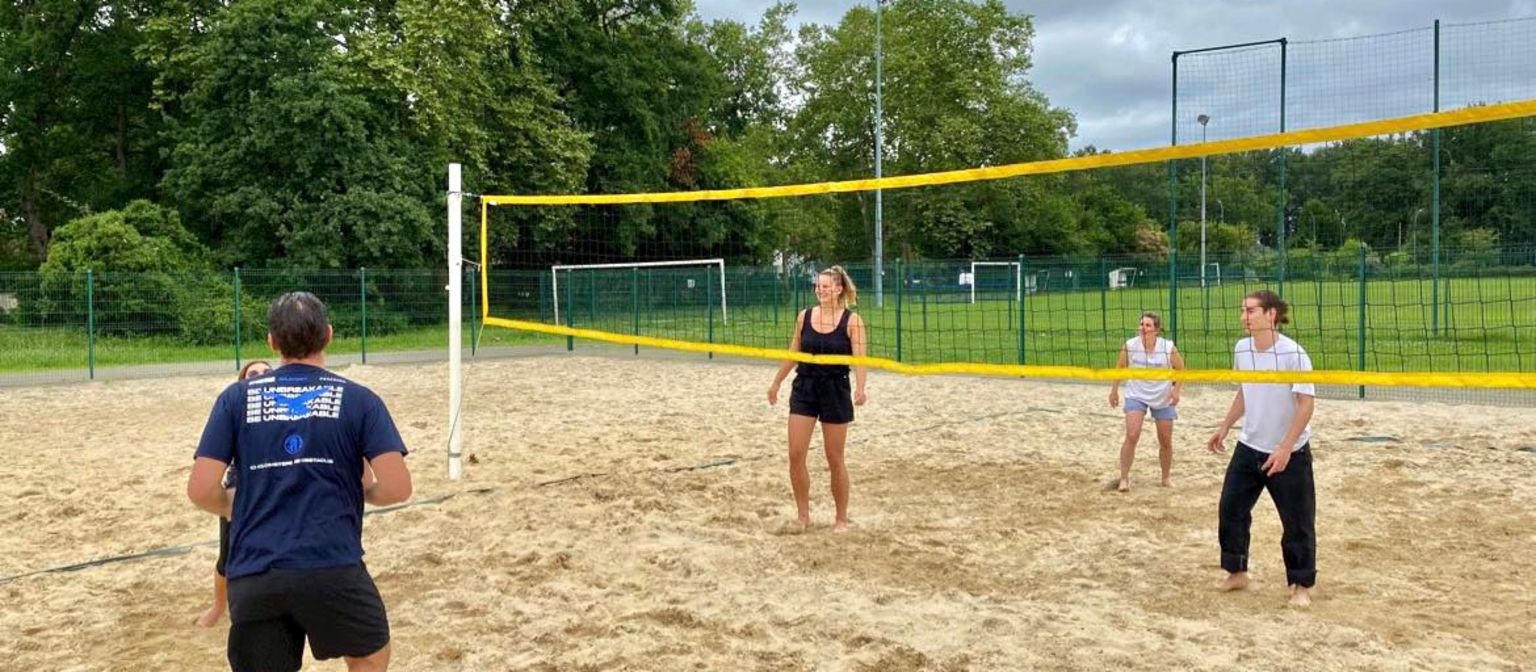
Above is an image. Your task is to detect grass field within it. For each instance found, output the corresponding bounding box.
[0,323,562,375]
[555,275,1536,373]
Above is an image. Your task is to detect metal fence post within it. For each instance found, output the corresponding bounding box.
[360,267,368,364]
[895,259,904,362]
[467,266,478,356]
[234,267,243,371]
[706,271,715,360]
[632,266,640,356]
[1432,19,1442,336]
[87,269,95,380]
[1358,245,1368,399]
[1017,255,1027,364]
[1099,257,1108,334]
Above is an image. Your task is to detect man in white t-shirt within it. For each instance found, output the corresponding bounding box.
[1206,289,1318,608]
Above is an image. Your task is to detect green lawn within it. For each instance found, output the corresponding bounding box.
[555,275,1536,373]
[0,322,561,374]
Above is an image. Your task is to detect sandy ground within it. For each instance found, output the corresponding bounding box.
[1,352,1534,671]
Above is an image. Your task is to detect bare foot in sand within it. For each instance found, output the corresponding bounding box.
[194,605,224,628]
[832,519,850,533]
[1160,477,1173,488]
[1217,572,1250,592]
[773,519,809,535]
[1288,585,1312,608]
[1116,477,1130,493]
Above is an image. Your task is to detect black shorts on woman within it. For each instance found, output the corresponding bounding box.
[789,307,855,424]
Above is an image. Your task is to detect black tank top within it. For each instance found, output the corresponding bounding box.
[796,307,853,377]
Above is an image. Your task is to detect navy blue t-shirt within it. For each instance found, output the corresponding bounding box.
[195,363,407,579]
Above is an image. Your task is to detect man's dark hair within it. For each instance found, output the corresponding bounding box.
[267,291,330,359]
[1246,289,1291,326]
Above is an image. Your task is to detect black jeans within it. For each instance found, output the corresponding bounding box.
[1219,442,1316,587]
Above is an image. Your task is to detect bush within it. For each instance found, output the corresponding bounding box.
[328,302,411,339]
[172,278,264,346]
[33,202,245,344]
[1326,239,1381,278]
[1383,251,1413,269]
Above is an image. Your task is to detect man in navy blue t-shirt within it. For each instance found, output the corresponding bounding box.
[188,291,412,672]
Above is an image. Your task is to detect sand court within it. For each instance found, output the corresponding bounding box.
[1,353,1533,670]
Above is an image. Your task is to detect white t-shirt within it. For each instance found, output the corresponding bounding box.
[1123,336,1175,408]
[1235,333,1315,454]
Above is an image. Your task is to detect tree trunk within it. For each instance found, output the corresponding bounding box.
[116,103,128,176]
[23,167,48,260]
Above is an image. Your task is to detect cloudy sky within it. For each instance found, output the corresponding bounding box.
[692,0,1536,151]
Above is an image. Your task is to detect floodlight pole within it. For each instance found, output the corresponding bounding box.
[1198,114,1209,288]
[874,0,886,307]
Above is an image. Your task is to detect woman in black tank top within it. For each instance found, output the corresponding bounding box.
[767,266,868,532]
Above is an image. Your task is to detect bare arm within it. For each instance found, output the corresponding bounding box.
[1207,388,1246,453]
[1108,346,1128,406]
[188,457,233,518]
[1111,346,1129,389]
[768,311,805,404]
[364,452,412,506]
[1169,347,1186,403]
[850,313,868,404]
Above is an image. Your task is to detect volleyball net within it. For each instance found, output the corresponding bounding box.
[468,99,1536,391]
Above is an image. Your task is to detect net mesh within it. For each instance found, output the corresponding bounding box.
[479,100,1536,395]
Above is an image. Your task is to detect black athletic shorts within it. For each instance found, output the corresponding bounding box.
[215,518,231,577]
[789,374,854,424]
[227,563,390,671]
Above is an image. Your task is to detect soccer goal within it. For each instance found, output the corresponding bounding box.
[1109,266,1139,290]
[968,261,1026,303]
[1202,262,1222,287]
[552,259,728,327]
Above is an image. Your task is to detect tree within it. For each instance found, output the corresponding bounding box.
[688,2,795,136]
[785,0,1076,262]
[154,0,438,268]
[0,1,167,263]
[37,200,251,343]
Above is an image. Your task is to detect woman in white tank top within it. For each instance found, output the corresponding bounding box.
[1108,312,1185,492]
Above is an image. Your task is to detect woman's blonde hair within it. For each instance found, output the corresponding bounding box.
[820,266,858,307]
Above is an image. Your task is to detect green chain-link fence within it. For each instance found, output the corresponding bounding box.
[8,247,1530,403]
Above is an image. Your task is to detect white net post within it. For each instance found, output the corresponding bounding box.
[447,163,464,481]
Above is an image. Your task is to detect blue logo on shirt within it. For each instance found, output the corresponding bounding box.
[283,434,305,455]
[269,388,329,416]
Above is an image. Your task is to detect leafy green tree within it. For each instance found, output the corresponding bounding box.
[786,0,1078,262]
[152,0,436,268]
[0,1,166,263]
[38,200,252,343]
